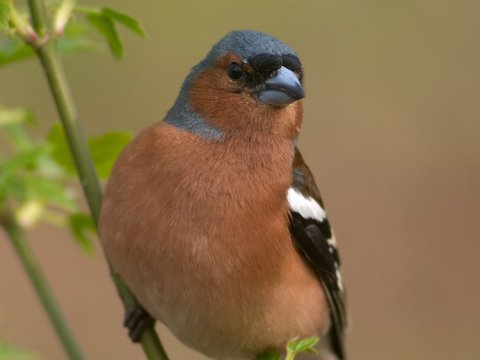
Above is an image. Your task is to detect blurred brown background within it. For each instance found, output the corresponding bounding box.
[1,0,480,359]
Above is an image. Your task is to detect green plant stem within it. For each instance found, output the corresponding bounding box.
[285,351,295,360]
[0,202,85,360]
[38,39,103,225]
[25,1,169,359]
[26,0,48,37]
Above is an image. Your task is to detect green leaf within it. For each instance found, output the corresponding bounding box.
[88,131,131,179]
[24,176,77,211]
[0,106,36,150]
[287,337,319,354]
[47,123,76,175]
[57,22,98,55]
[0,174,27,201]
[68,212,96,254]
[58,35,96,55]
[0,37,35,67]
[0,340,37,360]
[48,123,131,179]
[87,12,122,59]
[0,107,35,151]
[0,1,10,32]
[78,6,144,59]
[0,106,35,127]
[255,351,281,360]
[63,21,90,37]
[101,7,145,36]
[3,124,34,151]
[0,146,48,176]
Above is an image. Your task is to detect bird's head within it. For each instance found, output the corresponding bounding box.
[166,30,305,140]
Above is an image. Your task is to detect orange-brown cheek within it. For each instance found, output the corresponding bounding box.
[189,68,257,131]
[189,63,303,138]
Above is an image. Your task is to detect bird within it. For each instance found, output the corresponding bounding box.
[99,30,347,360]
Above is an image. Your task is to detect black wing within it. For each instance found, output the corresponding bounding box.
[288,148,347,360]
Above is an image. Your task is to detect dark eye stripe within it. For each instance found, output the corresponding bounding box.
[282,54,302,73]
[241,53,303,88]
[248,54,282,75]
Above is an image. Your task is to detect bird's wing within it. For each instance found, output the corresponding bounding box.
[288,148,347,360]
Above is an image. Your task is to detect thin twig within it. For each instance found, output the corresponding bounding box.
[0,202,85,360]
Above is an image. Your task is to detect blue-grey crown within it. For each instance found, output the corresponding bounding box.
[165,30,296,140]
[204,30,297,66]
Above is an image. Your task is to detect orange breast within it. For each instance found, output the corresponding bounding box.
[100,121,330,358]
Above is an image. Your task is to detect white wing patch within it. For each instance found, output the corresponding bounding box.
[327,235,338,246]
[287,188,326,222]
[335,264,345,292]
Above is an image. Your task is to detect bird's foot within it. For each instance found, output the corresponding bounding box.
[123,304,155,342]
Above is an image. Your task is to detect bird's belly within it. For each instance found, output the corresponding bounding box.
[100,132,331,359]
[135,231,331,360]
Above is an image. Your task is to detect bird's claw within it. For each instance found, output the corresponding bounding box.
[123,304,154,342]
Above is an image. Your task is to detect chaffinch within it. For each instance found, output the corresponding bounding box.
[100,30,347,360]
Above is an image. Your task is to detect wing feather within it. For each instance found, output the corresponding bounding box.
[289,148,347,360]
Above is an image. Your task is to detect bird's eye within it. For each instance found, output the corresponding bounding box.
[227,63,243,80]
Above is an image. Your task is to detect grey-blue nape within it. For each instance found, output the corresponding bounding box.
[164,30,296,141]
[164,58,225,141]
[165,104,224,141]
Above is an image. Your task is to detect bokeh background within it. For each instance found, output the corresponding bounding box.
[1,0,480,359]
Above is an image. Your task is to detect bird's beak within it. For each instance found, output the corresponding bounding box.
[258,66,305,107]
